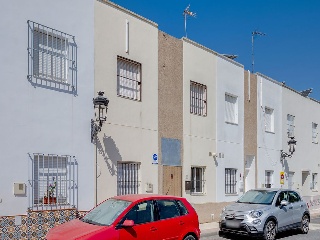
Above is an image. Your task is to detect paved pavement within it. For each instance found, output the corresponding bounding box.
[199,207,320,238]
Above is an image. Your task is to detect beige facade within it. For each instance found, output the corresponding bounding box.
[94,0,159,203]
[158,32,183,196]
[244,70,258,191]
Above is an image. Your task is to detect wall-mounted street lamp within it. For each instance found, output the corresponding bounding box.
[280,136,297,162]
[91,91,109,142]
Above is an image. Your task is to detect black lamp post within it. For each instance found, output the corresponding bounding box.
[280,136,297,162]
[91,91,109,142]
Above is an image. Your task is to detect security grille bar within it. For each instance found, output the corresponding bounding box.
[29,153,78,210]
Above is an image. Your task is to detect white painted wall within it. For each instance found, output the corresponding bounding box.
[0,0,95,216]
[182,40,217,204]
[256,75,283,189]
[94,1,159,202]
[282,87,320,197]
[216,56,244,202]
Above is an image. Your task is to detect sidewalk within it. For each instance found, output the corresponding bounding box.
[200,221,220,237]
[199,207,320,237]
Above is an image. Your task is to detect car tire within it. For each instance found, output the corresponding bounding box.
[300,214,309,234]
[263,220,276,240]
[183,235,196,240]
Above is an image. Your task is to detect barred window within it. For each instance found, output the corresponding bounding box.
[28,21,77,85]
[190,81,207,116]
[30,154,77,210]
[311,173,318,190]
[312,122,318,143]
[191,167,205,194]
[117,162,141,195]
[287,114,295,137]
[225,168,237,194]
[117,56,141,101]
[225,93,238,124]
[265,107,274,132]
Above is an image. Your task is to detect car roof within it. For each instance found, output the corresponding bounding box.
[249,188,294,192]
[111,194,185,202]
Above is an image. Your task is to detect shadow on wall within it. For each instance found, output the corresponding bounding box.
[95,134,122,176]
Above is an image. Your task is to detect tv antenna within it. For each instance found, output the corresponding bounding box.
[183,4,196,38]
[251,30,266,73]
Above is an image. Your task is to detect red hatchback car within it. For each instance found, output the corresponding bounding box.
[46,194,200,240]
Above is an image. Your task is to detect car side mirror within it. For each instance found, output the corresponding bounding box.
[280,200,289,206]
[122,220,134,227]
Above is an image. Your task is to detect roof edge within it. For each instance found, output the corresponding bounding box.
[99,0,158,28]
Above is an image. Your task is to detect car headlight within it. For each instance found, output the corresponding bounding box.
[249,210,263,218]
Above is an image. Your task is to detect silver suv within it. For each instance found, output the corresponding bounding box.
[219,189,310,240]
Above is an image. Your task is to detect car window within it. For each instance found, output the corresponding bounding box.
[124,200,154,225]
[275,191,288,206]
[176,200,188,215]
[288,191,301,203]
[157,200,180,220]
[82,198,131,226]
[237,190,277,205]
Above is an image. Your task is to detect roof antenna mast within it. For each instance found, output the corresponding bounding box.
[183,4,196,38]
[251,30,266,73]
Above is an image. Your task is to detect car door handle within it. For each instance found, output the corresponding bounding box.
[289,207,293,209]
[150,227,157,232]
[179,221,185,225]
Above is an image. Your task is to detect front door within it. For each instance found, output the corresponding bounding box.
[244,155,255,191]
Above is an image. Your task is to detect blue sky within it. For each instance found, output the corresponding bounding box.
[111,0,320,100]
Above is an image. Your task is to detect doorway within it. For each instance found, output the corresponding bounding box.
[244,155,255,192]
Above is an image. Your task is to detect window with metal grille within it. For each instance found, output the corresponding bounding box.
[225,168,237,194]
[28,21,76,85]
[265,170,273,188]
[312,122,318,143]
[225,93,238,124]
[287,114,295,137]
[311,173,318,190]
[190,81,207,116]
[191,167,205,194]
[265,107,274,132]
[30,154,77,210]
[117,56,141,101]
[117,162,141,195]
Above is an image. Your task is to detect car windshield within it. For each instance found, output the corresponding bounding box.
[237,190,277,205]
[82,198,131,226]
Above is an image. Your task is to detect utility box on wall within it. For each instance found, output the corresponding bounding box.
[13,183,26,195]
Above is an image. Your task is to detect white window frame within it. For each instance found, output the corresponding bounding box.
[191,166,206,194]
[190,81,207,116]
[312,122,318,144]
[287,114,295,138]
[225,93,238,124]
[265,170,273,188]
[117,162,141,195]
[265,107,274,133]
[225,168,237,194]
[117,56,141,101]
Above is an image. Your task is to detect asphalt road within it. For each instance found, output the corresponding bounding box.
[201,217,320,240]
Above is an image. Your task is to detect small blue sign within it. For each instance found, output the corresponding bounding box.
[152,154,158,164]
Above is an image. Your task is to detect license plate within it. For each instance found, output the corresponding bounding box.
[226,220,241,229]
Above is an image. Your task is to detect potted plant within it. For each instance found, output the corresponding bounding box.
[44,177,57,204]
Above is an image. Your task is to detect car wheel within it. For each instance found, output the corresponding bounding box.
[183,235,196,240]
[300,214,309,234]
[263,220,276,240]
